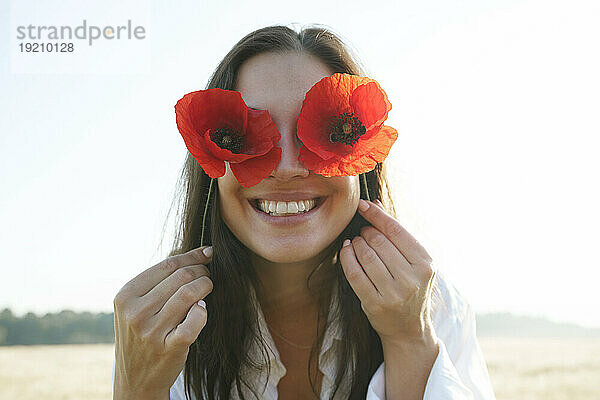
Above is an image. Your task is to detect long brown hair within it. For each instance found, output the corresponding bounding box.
[167,25,397,400]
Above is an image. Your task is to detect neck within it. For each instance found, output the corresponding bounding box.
[250,250,333,318]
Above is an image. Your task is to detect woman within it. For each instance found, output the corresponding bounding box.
[113,25,496,400]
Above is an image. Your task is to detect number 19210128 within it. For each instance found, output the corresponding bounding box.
[19,42,74,52]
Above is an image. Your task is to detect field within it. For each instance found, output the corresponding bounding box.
[479,337,600,400]
[0,338,599,399]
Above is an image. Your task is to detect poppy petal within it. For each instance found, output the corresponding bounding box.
[176,128,226,178]
[299,144,369,176]
[244,109,281,155]
[175,89,250,177]
[230,147,282,187]
[296,115,339,160]
[297,74,356,160]
[345,125,397,163]
[299,125,397,177]
[185,89,247,134]
[298,145,335,174]
[350,81,392,131]
[175,103,227,178]
[195,154,226,178]
[300,74,353,124]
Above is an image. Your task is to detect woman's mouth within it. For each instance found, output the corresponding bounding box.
[249,197,324,217]
[255,198,318,216]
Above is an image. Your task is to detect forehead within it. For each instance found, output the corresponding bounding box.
[234,52,333,110]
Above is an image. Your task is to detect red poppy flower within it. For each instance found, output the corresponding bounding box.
[297,73,398,176]
[175,88,281,187]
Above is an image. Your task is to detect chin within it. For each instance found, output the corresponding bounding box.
[250,239,333,264]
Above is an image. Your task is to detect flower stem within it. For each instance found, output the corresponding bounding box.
[200,178,214,247]
[361,173,371,201]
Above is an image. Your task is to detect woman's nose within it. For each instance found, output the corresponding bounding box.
[270,131,310,181]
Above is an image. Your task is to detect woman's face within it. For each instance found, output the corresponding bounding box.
[218,52,360,264]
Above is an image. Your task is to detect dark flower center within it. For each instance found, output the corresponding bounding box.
[329,113,366,145]
[210,127,245,153]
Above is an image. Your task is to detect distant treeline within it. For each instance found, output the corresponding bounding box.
[476,312,600,338]
[0,308,114,346]
[1,308,599,346]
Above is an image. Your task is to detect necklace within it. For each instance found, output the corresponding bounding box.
[267,324,313,350]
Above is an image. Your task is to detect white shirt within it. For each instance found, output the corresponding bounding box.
[114,270,496,399]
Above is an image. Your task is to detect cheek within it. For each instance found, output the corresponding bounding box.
[345,177,361,219]
[331,175,361,225]
[217,173,246,230]
[339,175,361,204]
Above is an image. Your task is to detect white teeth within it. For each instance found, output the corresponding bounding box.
[255,199,319,216]
[298,201,306,212]
[287,202,299,213]
[276,202,287,213]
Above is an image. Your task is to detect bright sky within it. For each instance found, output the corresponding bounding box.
[1,0,599,328]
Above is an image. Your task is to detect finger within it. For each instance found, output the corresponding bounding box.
[339,239,379,303]
[164,300,208,351]
[351,236,393,296]
[154,275,213,337]
[357,200,431,264]
[359,226,411,282]
[141,264,211,315]
[121,246,213,297]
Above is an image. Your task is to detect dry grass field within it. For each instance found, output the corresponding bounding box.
[479,337,600,400]
[0,343,114,400]
[0,338,599,399]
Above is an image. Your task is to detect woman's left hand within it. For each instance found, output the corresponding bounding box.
[339,199,438,346]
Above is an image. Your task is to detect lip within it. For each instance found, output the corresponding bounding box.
[248,192,323,202]
[248,196,326,226]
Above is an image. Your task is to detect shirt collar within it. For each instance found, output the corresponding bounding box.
[233,284,351,399]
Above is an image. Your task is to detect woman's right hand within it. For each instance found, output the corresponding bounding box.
[112,246,214,400]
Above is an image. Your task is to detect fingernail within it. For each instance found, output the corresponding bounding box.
[343,239,351,247]
[202,246,213,258]
[358,199,369,212]
[197,300,206,308]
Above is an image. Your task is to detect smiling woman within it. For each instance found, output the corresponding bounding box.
[218,51,361,265]
[112,24,497,400]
